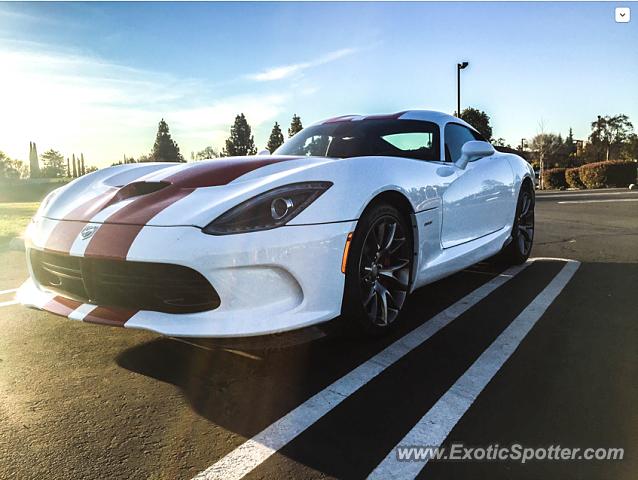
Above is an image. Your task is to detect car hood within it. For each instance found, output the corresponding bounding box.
[40,155,337,227]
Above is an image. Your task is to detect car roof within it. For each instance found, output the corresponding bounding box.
[312,110,476,132]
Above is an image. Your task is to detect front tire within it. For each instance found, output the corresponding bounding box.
[499,182,535,265]
[342,203,413,336]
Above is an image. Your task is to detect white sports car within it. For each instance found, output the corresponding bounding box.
[18,110,535,337]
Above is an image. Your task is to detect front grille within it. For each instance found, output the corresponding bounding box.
[30,250,220,314]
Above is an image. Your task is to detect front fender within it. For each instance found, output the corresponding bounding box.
[285,156,447,225]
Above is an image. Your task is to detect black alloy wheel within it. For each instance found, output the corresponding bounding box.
[342,204,413,335]
[500,183,535,264]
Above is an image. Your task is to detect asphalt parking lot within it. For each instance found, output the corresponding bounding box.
[0,188,636,479]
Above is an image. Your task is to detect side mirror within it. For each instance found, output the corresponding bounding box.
[455,141,495,170]
[258,149,271,156]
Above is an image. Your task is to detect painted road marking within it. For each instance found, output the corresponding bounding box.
[191,261,533,480]
[557,198,638,204]
[539,191,637,199]
[367,259,580,480]
[0,300,19,308]
[0,288,18,296]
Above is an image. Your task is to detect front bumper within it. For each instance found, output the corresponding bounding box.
[19,219,356,337]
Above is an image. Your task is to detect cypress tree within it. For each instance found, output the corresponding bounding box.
[266,122,285,153]
[150,119,184,162]
[288,114,303,138]
[223,113,257,156]
[72,154,77,178]
[29,142,41,178]
[80,153,85,175]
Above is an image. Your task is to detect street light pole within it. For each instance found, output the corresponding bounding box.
[457,62,469,117]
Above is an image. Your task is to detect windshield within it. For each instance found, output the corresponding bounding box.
[275,119,441,162]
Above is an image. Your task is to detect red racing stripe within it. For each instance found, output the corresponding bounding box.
[45,189,118,254]
[363,111,408,120]
[45,221,87,254]
[320,112,408,124]
[82,306,137,327]
[163,156,302,188]
[52,157,304,259]
[321,115,359,124]
[83,223,152,260]
[83,187,192,260]
[43,296,83,317]
[84,157,304,259]
[58,188,119,222]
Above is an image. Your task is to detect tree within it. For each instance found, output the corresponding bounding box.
[588,114,634,162]
[288,114,303,138]
[565,128,576,154]
[528,132,563,187]
[0,151,28,180]
[562,127,578,166]
[492,138,511,148]
[29,142,40,178]
[149,119,184,162]
[460,107,493,141]
[624,133,638,161]
[267,122,285,153]
[41,149,66,178]
[195,146,219,161]
[223,113,257,156]
[80,153,86,176]
[72,154,78,178]
[111,155,138,166]
[66,158,70,177]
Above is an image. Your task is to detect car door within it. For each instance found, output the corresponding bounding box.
[440,123,514,249]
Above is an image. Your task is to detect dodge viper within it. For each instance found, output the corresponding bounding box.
[18,110,535,337]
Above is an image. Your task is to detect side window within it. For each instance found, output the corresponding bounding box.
[381,132,434,151]
[444,124,481,162]
[371,121,440,162]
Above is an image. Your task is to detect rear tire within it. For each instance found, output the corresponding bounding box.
[498,182,535,265]
[342,203,413,336]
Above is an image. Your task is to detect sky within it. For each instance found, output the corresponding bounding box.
[1,1,637,168]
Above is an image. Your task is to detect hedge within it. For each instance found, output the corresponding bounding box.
[0,179,69,202]
[565,167,584,189]
[542,168,567,189]
[578,160,637,189]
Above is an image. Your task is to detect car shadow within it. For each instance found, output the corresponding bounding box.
[115,262,506,439]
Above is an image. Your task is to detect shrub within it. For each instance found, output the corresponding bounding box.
[565,168,584,189]
[542,168,567,189]
[0,179,69,202]
[578,161,637,189]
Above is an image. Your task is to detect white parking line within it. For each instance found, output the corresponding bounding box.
[557,198,638,204]
[0,288,18,295]
[367,259,580,480]
[191,261,533,480]
[0,300,19,308]
[539,191,636,199]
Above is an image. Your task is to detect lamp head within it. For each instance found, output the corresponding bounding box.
[458,61,469,69]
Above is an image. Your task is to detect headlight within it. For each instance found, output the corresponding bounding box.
[203,181,332,235]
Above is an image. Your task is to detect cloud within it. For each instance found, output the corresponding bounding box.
[0,40,290,166]
[247,48,358,82]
